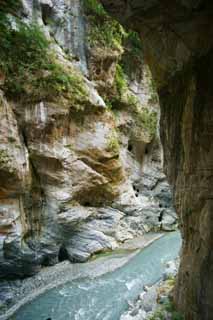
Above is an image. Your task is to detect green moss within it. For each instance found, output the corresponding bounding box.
[84,0,107,17]
[0,149,14,173]
[106,131,120,154]
[127,94,158,139]
[0,15,87,106]
[121,31,144,80]
[148,78,159,104]
[0,149,9,162]
[115,64,128,97]
[137,108,158,138]
[127,32,143,56]
[84,0,157,141]
[149,92,159,104]
[84,0,126,50]
[0,0,22,14]
[149,300,184,320]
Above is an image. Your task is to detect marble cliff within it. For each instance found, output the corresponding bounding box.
[100,1,213,319]
[0,0,176,283]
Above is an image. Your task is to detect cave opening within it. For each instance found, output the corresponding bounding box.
[128,143,133,152]
[58,246,69,262]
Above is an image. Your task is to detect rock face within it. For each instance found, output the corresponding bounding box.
[100,1,213,319]
[0,0,176,282]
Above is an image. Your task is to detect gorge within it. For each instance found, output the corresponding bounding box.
[10,232,182,320]
[0,0,176,278]
[0,0,213,319]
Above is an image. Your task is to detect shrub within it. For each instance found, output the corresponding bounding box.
[121,31,144,81]
[84,0,106,17]
[107,131,120,154]
[149,300,184,320]
[0,0,22,14]
[115,64,128,97]
[84,0,126,50]
[127,94,158,138]
[0,15,87,104]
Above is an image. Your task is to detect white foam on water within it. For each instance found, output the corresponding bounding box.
[78,284,90,291]
[125,278,138,290]
[74,308,85,320]
[59,288,73,297]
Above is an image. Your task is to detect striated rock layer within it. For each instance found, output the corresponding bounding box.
[101,1,213,319]
[0,0,177,284]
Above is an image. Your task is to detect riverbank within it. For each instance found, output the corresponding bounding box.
[120,259,181,320]
[0,232,164,320]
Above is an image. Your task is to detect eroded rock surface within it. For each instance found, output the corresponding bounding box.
[100,1,213,319]
[0,0,176,285]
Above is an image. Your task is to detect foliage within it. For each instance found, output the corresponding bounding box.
[137,107,157,138]
[84,0,107,17]
[149,300,184,320]
[121,31,144,81]
[84,0,157,140]
[0,149,14,173]
[115,64,128,97]
[149,91,159,104]
[0,15,87,105]
[106,131,120,154]
[88,20,125,50]
[0,0,22,14]
[127,94,158,138]
[124,31,143,61]
[84,0,126,50]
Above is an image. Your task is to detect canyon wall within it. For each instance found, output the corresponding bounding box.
[0,0,176,284]
[100,1,213,319]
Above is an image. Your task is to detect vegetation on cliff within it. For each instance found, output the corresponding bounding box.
[0,0,22,14]
[149,277,183,320]
[84,0,126,51]
[121,31,144,81]
[84,0,158,140]
[0,14,87,106]
[149,299,183,320]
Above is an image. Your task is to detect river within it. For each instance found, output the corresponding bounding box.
[11,232,181,320]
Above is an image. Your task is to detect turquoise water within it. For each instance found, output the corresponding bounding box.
[11,232,181,320]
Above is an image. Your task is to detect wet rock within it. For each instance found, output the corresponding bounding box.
[163,261,178,281]
[0,0,177,282]
[65,228,117,262]
[161,211,177,231]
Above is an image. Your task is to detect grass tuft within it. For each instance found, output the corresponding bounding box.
[0,15,87,106]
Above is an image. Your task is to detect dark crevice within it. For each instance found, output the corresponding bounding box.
[58,246,69,262]
[128,143,133,152]
[40,3,53,26]
[41,256,52,267]
[83,202,91,207]
[21,129,46,239]
[158,211,164,222]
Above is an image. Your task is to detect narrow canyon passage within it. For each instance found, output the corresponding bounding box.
[1,0,213,319]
